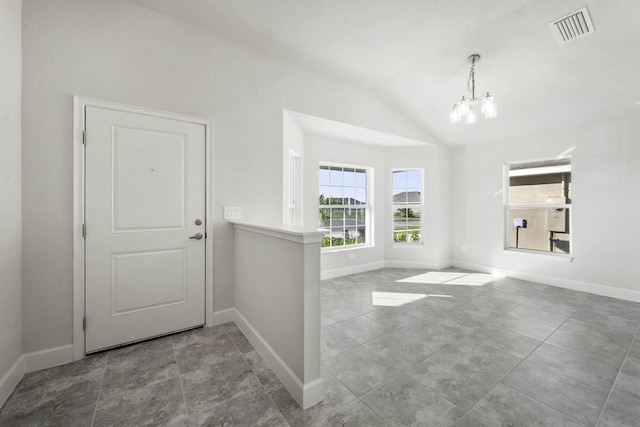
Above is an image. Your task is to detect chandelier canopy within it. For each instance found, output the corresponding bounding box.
[450,54,497,124]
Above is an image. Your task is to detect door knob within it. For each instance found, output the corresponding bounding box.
[189,233,203,240]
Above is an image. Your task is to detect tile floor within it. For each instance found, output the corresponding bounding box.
[2,268,640,426]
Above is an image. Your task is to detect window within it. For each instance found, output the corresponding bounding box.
[392,169,423,244]
[319,164,369,249]
[506,158,571,254]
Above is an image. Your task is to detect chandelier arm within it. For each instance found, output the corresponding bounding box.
[453,92,491,106]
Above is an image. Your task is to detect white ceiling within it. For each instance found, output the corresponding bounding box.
[129,0,640,147]
[285,110,432,148]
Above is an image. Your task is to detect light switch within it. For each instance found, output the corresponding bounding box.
[224,206,242,220]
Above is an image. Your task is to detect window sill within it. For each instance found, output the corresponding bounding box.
[504,248,574,263]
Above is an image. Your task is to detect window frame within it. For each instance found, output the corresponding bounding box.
[503,156,572,257]
[318,162,373,252]
[391,168,424,246]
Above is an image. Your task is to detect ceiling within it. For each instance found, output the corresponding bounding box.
[129,0,640,147]
[285,110,432,148]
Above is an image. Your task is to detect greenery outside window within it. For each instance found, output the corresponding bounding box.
[319,164,370,249]
[392,169,423,244]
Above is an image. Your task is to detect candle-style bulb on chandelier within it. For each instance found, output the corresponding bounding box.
[450,54,497,124]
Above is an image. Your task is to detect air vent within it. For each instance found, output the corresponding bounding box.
[549,6,595,45]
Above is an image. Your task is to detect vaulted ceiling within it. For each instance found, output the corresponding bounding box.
[129,0,640,146]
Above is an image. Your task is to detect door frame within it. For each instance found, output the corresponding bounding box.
[72,96,214,361]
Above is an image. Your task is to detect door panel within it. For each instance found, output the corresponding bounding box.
[112,126,187,231]
[110,248,187,315]
[85,106,206,353]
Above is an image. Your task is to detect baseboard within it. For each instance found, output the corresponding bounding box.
[384,260,451,270]
[211,308,236,326]
[1,344,76,407]
[232,308,324,409]
[321,261,385,280]
[321,259,456,280]
[23,345,74,373]
[301,376,325,409]
[0,356,24,408]
[451,259,640,303]
[450,260,504,277]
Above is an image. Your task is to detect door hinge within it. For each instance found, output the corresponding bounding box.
[82,223,86,238]
[205,232,208,239]
[82,130,87,145]
[82,316,87,331]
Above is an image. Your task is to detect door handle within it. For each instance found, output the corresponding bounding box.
[189,233,203,240]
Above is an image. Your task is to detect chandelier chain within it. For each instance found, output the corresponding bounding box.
[467,60,476,99]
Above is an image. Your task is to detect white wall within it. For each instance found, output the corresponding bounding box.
[0,0,23,391]
[451,112,640,300]
[21,0,436,353]
[233,224,323,408]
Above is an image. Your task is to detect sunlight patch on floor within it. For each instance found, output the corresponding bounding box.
[442,273,497,287]
[370,291,456,306]
[371,291,427,306]
[396,272,498,287]
[395,272,467,284]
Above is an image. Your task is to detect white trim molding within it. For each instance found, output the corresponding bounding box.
[72,96,214,361]
[452,259,640,303]
[0,357,24,408]
[384,259,451,270]
[323,258,640,303]
[0,345,75,408]
[23,345,74,374]
[231,222,323,244]
[232,222,324,409]
[233,309,325,409]
[211,308,236,326]
[321,261,385,280]
[321,259,451,280]
[210,308,326,409]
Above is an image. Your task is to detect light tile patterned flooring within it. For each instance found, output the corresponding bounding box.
[2,268,640,426]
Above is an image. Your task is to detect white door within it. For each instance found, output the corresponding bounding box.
[84,106,206,353]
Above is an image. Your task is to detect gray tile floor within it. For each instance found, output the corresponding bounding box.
[2,268,640,426]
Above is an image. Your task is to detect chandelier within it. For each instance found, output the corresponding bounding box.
[449,54,497,124]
